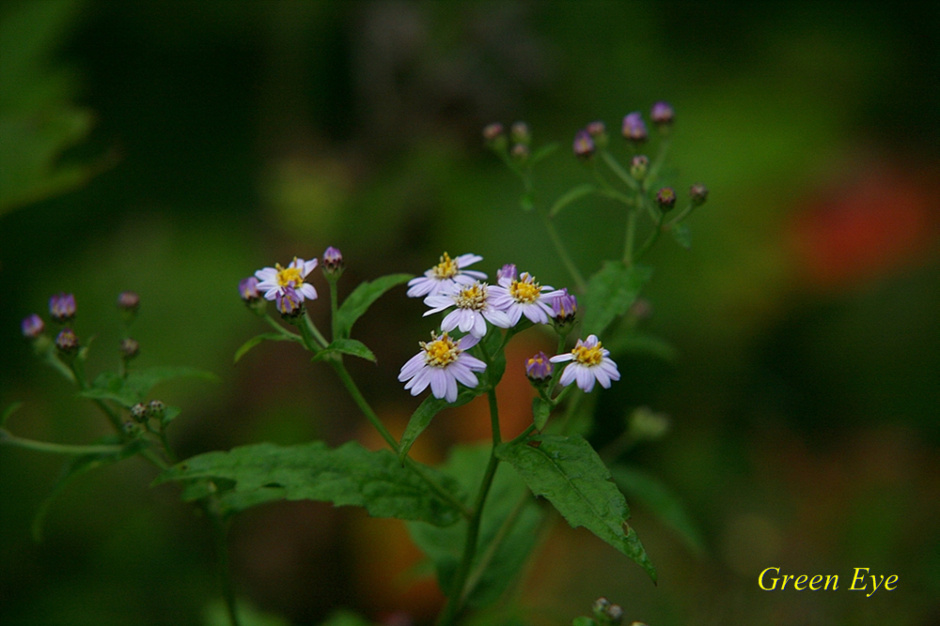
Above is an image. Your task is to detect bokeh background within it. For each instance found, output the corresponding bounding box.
[1,1,938,624]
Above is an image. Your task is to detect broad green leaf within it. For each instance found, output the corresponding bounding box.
[532,397,552,431]
[496,434,656,582]
[32,436,148,541]
[312,338,376,363]
[610,465,705,556]
[334,273,412,339]
[549,183,597,217]
[155,441,465,526]
[581,261,653,336]
[161,405,182,427]
[407,444,542,607]
[398,390,479,464]
[670,223,692,249]
[80,366,218,407]
[234,332,297,364]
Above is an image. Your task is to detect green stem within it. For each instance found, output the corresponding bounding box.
[601,150,639,192]
[328,277,340,341]
[262,314,303,341]
[207,503,241,626]
[634,211,666,262]
[623,208,638,266]
[301,314,329,350]
[647,136,671,184]
[0,430,127,455]
[539,212,587,292]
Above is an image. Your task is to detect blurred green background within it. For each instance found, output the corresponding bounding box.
[1,1,938,624]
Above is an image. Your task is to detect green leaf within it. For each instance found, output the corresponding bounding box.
[315,610,374,626]
[334,273,413,339]
[155,441,465,526]
[32,436,147,541]
[234,332,296,364]
[495,434,657,582]
[161,405,182,427]
[610,465,705,556]
[312,338,376,363]
[1,402,23,428]
[670,223,692,249]
[80,366,218,407]
[581,261,653,336]
[529,142,559,164]
[407,444,542,607]
[532,397,552,431]
[549,183,597,217]
[398,390,479,465]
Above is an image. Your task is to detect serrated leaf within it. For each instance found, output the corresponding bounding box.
[312,338,376,363]
[670,223,692,249]
[80,366,218,407]
[407,444,542,607]
[398,390,478,464]
[610,465,705,556]
[334,273,412,339]
[234,332,296,364]
[581,261,653,336]
[532,397,552,431]
[549,183,597,217]
[495,434,656,582]
[32,437,147,541]
[155,441,465,526]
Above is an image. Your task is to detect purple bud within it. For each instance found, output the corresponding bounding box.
[55,327,79,353]
[621,112,648,143]
[49,293,76,322]
[275,287,303,317]
[650,100,675,127]
[585,120,608,149]
[510,143,529,162]
[239,276,261,302]
[552,288,578,321]
[655,187,677,211]
[117,291,140,312]
[120,337,140,359]
[689,183,709,206]
[573,130,596,159]
[322,246,344,273]
[525,351,553,381]
[497,264,518,282]
[630,155,649,180]
[483,123,507,151]
[21,314,45,339]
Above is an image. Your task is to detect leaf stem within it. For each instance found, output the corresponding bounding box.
[539,211,587,292]
[0,430,128,456]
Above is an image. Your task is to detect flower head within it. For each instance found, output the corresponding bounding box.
[525,351,553,382]
[550,335,620,392]
[621,112,648,144]
[49,293,76,322]
[21,314,45,339]
[254,257,318,303]
[551,288,578,322]
[406,252,486,298]
[275,286,304,317]
[490,271,566,326]
[586,120,609,148]
[398,332,486,403]
[573,129,595,159]
[423,281,512,338]
[655,187,677,211]
[650,101,675,127]
[239,276,261,302]
[322,246,344,274]
[117,291,140,312]
[55,327,79,354]
[689,183,709,207]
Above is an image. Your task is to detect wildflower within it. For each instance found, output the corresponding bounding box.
[322,246,344,274]
[655,187,677,211]
[551,288,578,322]
[489,271,566,326]
[573,129,595,159]
[650,100,675,127]
[21,314,44,339]
[117,291,140,312]
[399,332,486,403]
[621,112,648,144]
[254,257,318,303]
[423,281,512,338]
[275,286,304,317]
[49,293,76,322]
[525,351,553,382]
[690,183,709,206]
[550,335,620,392]
[238,276,261,302]
[55,327,79,354]
[406,252,486,298]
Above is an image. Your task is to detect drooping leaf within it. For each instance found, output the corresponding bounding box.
[496,434,657,582]
[334,273,412,339]
[407,444,542,607]
[312,338,376,363]
[80,366,218,408]
[234,332,297,364]
[610,464,705,556]
[154,441,465,526]
[398,390,479,464]
[549,183,597,217]
[581,261,653,336]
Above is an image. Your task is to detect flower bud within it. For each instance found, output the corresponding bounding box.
[605,605,624,625]
[55,327,78,354]
[586,120,608,148]
[147,400,166,421]
[592,597,612,620]
[239,276,261,302]
[650,100,674,128]
[322,246,344,275]
[525,351,553,382]
[497,264,518,282]
[621,112,648,144]
[130,403,148,423]
[630,155,649,181]
[655,187,677,211]
[117,291,140,312]
[49,293,76,323]
[21,314,45,339]
[552,288,578,322]
[573,130,596,160]
[483,122,507,152]
[120,337,140,359]
[689,183,709,206]
[122,420,143,438]
[510,121,531,146]
[276,287,304,318]
[510,143,529,163]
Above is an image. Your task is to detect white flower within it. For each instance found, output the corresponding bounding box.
[550,335,620,392]
[423,281,512,338]
[489,271,566,326]
[255,257,319,302]
[406,252,487,298]
[398,332,486,402]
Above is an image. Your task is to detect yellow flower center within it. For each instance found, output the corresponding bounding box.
[275,260,304,288]
[509,273,541,303]
[571,341,604,366]
[454,283,487,310]
[432,252,458,279]
[421,332,460,367]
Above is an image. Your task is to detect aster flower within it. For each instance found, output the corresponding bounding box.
[254,257,318,302]
[49,293,76,322]
[406,252,486,298]
[489,271,566,326]
[423,281,512,338]
[550,335,621,393]
[398,332,486,403]
[238,276,261,302]
[21,314,45,339]
[621,112,648,143]
[525,351,553,382]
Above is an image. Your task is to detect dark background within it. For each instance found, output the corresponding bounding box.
[1,1,938,624]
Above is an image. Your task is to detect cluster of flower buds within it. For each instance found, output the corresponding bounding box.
[483,121,533,163]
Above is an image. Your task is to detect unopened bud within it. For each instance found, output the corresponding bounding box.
[117,291,140,312]
[122,421,143,438]
[525,351,553,382]
[689,183,709,206]
[621,112,648,144]
[586,120,608,148]
[573,130,596,160]
[55,327,78,354]
[510,121,531,145]
[147,400,166,420]
[551,289,578,333]
[483,123,507,152]
[21,314,45,339]
[630,155,649,180]
[510,143,529,162]
[322,246,344,274]
[131,403,148,423]
[650,100,674,128]
[605,604,624,625]
[120,337,140,359]
[592,598,612,620]
[655,187,677,211]
[239,276,261,303]
[49,293,76,323]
